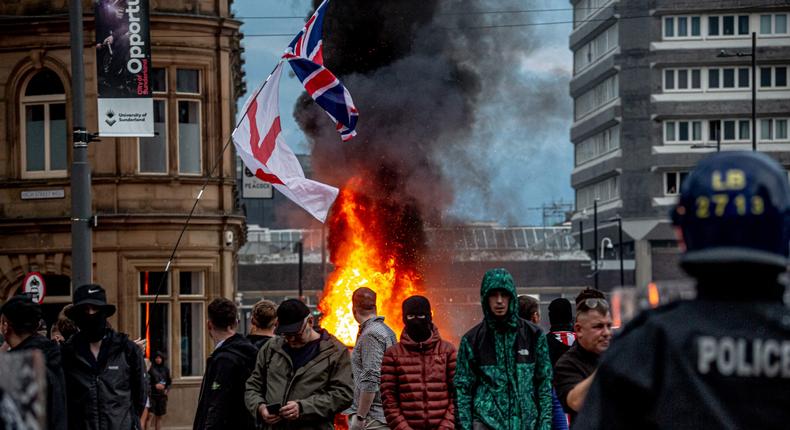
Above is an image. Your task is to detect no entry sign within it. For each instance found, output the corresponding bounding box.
[22,272,46,304]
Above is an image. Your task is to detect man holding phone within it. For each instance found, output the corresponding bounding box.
[245,299,353,429]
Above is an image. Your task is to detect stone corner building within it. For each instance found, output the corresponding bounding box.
[0,0,245,426]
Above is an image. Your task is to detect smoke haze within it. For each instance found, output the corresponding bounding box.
[295,0,573,227]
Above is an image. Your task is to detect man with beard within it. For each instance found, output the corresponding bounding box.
[0,293,67,430]
[455,268,553,430]
[380,295,457,430]
[553,289,612,423]
[245,299,353,430]
[61,284,146,430]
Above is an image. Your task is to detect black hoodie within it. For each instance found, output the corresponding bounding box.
[148,352,172,397]
[194,333,258,430]
[12,334,67,430]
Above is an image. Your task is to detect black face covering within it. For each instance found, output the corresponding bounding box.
[76,312,108,342]
[405,318,432,342]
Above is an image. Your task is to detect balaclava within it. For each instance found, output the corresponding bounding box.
[402,295,432,342]
[75,310,108,342]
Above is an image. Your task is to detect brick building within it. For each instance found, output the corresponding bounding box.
[0,0,244,427]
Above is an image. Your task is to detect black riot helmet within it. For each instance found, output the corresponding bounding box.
[671,151,790,271]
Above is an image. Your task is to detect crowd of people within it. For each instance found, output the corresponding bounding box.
[1,151,789,430]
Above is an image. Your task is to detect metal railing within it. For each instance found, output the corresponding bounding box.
[239,225,578,264]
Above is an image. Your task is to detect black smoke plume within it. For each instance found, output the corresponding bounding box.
[294,0,571,254]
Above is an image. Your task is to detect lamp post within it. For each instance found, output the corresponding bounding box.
[593,199,599,290]
[294,241,304,300]
[717,32,757,151]
[607,216,625,287]
[69,0,93,287]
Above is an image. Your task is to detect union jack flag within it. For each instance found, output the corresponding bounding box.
[288,57,358,142]
[283,0,329,65]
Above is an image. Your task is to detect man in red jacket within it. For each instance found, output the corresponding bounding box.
[380,296,457,430]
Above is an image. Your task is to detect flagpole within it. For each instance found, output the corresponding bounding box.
[145,61,285,318]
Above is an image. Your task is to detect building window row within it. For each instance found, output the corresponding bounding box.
[759,66,789,88]
[138,67,203,175]
[575,125,620,166]
[760,118,790,141]
[576,176,619,210]
[573,0,614,29]
[665,169,790,198]
[575,74,619,120]
[18,66,204,179]
[664,171,689,196]
[760,13,789,35]
[663,66,788,92]
[663,118,789,144]
[139,269,206,377]
[21,69,68,179]
[573,23,618,74]
[663,13,788,40]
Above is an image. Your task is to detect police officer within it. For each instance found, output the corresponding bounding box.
[574,151,790,429]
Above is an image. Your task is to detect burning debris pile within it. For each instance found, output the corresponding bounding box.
[318,177,426,345]
[291,0,570,342]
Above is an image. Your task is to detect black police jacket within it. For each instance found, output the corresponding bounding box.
[61,330,146,430]
[193,333,258,430]
[13,334,68,430]
[575,299,790,430]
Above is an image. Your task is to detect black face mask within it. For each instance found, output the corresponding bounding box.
[405,318,432,343]
[76,312,108,342]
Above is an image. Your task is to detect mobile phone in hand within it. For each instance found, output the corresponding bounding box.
[266,403,282,415]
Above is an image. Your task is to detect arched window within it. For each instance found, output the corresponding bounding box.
[20,69,68,178]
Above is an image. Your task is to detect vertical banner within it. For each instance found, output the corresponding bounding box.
[95,0,154,136]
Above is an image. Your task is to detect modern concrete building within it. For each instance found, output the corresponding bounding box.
[0,1,244,427]
[569,0,790,290]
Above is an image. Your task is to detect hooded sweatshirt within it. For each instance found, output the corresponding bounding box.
[454,268,553,430]
[148,352,172,397]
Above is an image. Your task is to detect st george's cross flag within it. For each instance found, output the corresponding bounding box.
[282,0,358,141]
[232,63,338,222]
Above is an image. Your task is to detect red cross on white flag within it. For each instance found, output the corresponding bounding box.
[232,63,338,223]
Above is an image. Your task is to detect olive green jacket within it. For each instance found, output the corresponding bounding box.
[244,330,353,430]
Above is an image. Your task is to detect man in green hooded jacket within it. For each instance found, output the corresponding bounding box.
[455,268,553,430]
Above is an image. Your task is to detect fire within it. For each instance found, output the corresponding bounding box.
[318,179,424,345]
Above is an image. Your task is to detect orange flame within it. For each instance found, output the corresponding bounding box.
[319,180,425,346]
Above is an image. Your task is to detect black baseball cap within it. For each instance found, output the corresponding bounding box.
[66,284,116,319]
[275,299,310,335]
[0,293,42,332]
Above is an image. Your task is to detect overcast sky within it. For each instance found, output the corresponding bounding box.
[231,0,575,226]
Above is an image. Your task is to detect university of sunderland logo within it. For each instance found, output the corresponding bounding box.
[105,109,117,126]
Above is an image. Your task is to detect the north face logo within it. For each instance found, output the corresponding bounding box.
[517,349,529,356]
[211,381,221,390]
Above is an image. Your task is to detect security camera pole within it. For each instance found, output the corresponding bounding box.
[69,0,93,286]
